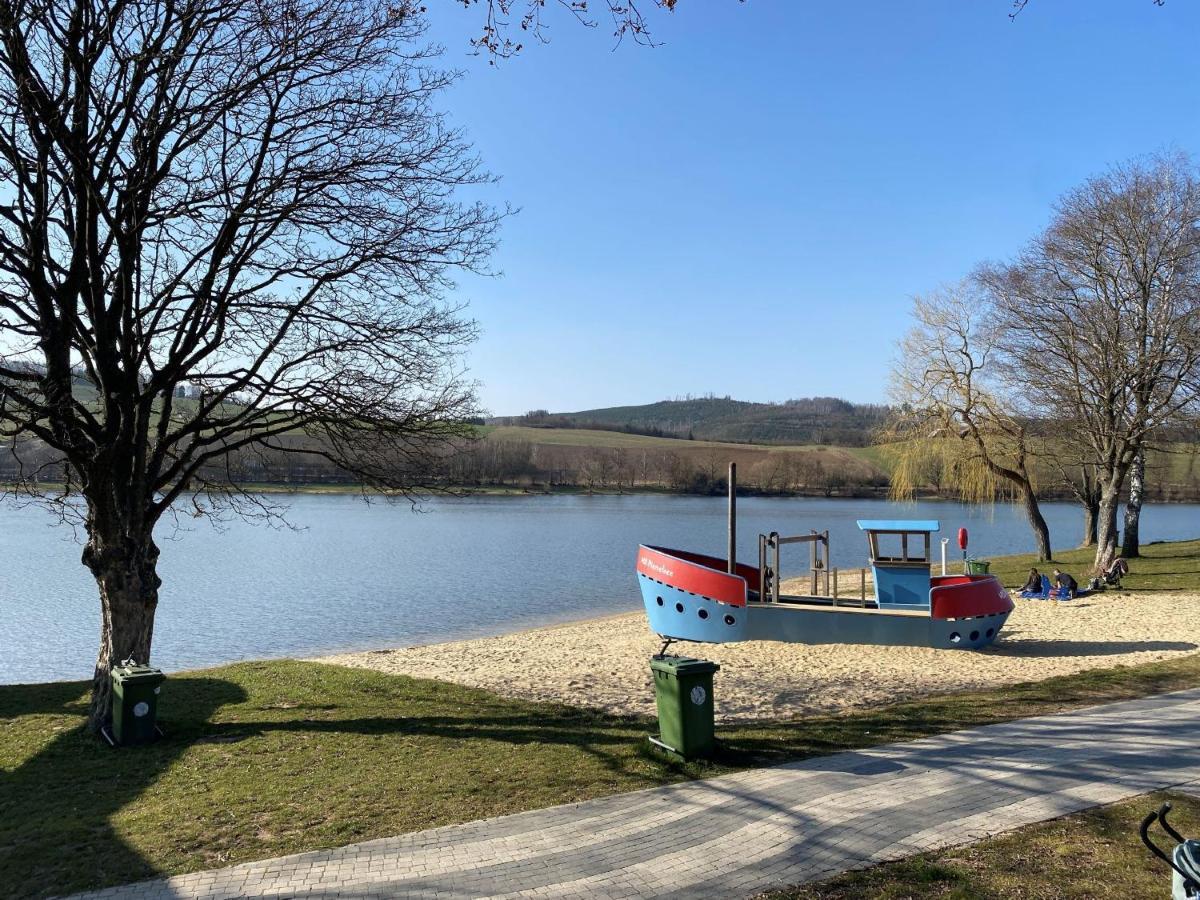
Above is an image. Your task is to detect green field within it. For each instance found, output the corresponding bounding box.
[986,538,1200,591]
[480,424,832,452]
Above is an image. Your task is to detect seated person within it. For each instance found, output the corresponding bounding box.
[1052,568,1079,599]
[1104,556,1130,585]
[1018,567,1042,593]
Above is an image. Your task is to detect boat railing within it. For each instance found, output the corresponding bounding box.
[759,530,830,603]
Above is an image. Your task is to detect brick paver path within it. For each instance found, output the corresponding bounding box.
[75,688,1200,899]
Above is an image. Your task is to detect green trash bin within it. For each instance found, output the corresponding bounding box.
[649,656,719,760]
[110,663,165,746]
[967,558,991,575]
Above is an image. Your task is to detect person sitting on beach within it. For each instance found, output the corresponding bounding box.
[1052,568,1079,599]
[1018,567,1042,593]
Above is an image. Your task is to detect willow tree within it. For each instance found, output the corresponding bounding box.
[887,280,1052,561]
[0,0,497,730]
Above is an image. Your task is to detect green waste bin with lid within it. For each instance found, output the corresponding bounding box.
[967,559,991,575]
[649,656,719,760]
[110,663,165,746]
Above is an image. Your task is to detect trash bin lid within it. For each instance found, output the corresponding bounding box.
[650,656,720,676]
[111,664,165,683]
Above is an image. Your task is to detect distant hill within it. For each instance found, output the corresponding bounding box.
[489,397,890,446]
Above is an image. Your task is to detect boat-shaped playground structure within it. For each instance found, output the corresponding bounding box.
[637,469,1014,651]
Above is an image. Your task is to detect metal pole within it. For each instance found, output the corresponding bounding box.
[727,462,736,574]
[940,538,948,576]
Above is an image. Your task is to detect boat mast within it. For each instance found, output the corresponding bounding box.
[728,461,737,574]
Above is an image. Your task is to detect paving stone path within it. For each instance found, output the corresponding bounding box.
[75,688,1200,899]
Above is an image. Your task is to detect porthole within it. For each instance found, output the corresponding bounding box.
[698,608,709,620]
[970,630,980,642]
[675,602,684,613]
[949,632,961,644]
[986,628,994,638]
[656,596,664,606]
[724,614,736,626]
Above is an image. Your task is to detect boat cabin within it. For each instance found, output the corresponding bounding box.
[857,520,938,610]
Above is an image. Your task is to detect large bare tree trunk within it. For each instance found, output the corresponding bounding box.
[1094,479,1123,574]
[84,529,162,733]
[1121,444,1145,558]
[1082,499,1099,547]
[1020,483,1053,562]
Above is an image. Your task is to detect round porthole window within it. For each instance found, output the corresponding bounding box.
[698,608,709,619]
[986,628,994,638]
[970,630,980,642]
[724,614,736,626]
[675,602,684,613]
[949,632,961,643]
[656,596,664,606]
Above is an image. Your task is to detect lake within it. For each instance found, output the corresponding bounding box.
[2,493,1197,684]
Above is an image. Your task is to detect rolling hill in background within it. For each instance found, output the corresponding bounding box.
[490,396,890,446]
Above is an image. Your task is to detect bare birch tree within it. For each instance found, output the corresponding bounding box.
[0,0,498,730]
[983,153,1200,572]
[887,280,1053,561]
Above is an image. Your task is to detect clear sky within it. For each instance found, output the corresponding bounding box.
[423,1,1200,417]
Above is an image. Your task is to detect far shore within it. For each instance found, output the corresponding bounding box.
[7,479,1199,504]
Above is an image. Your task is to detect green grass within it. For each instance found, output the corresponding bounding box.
[10,651,1200,898]
[986,538,1200,592]
[763,790,1200,899]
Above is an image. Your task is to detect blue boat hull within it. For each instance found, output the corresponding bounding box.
[639,572,1009,651]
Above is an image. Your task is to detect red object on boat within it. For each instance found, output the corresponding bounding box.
[635,545,750,607]
[929,575,1014,619]
[957,527,969,551]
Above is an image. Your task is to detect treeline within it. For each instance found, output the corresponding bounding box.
[442,440,889,496]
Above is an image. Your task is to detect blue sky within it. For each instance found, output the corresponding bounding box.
[424,1,1200,416]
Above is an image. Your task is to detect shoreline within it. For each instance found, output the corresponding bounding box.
[312,590,1200,721]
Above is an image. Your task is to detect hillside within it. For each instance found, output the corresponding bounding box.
[490,396,889,446]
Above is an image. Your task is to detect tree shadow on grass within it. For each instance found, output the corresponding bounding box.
[0,676,248,900]
[0,672,689,899]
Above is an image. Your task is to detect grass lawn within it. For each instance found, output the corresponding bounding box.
[764,790,1200,899]
[7,651,1200,898]
[986,538,1200,592]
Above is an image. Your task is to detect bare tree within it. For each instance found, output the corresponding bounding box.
[0,0,498,730]
[983,153,1200,572]
[887,280,1053,561]
[470,0,681,59]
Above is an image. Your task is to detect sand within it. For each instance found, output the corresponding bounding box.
[312,591,1200,721]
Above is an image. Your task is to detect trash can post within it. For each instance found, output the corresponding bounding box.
[649,656,719,760]
[110,663,165,746]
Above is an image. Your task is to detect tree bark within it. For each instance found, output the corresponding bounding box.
[1020,482,1053,562]
[84,530,162,733]
[1082,498,1099,547]
[1121,444,1145,558]
[1094,479,1124,574]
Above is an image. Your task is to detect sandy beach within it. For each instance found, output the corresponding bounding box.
[313,591,1200,721]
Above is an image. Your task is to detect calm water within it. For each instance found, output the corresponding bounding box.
[2,494,1197,684]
